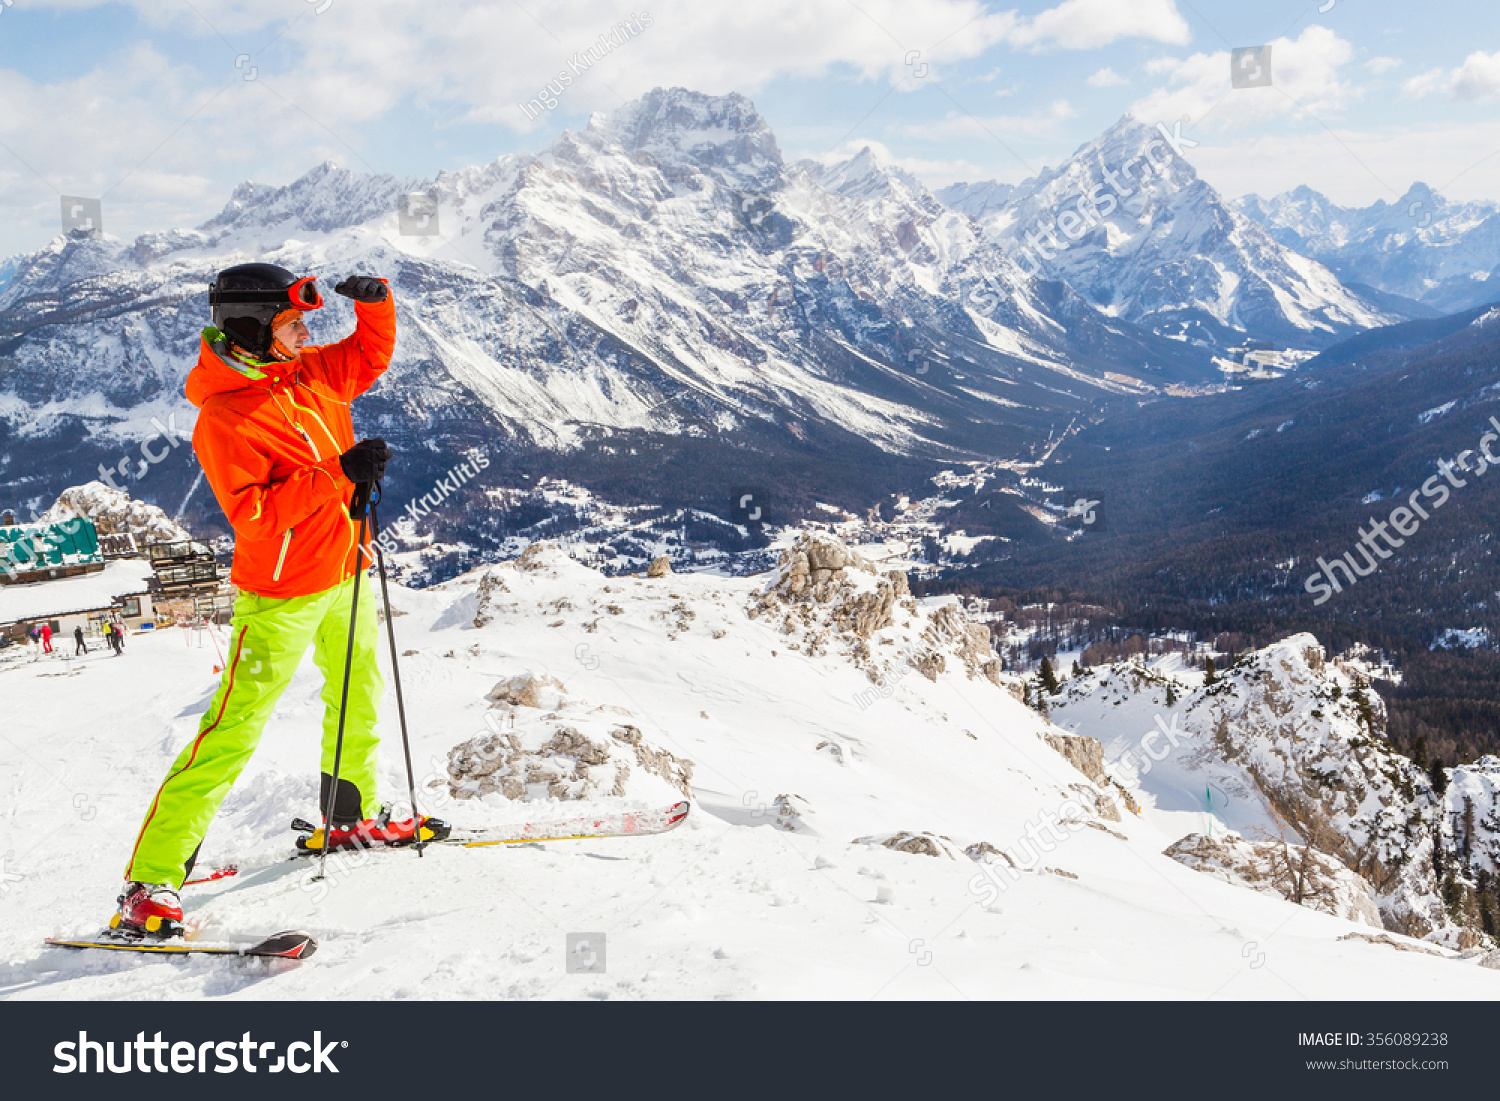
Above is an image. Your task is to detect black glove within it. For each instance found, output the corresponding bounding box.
[338,438,393,484]
[333,276,389,303]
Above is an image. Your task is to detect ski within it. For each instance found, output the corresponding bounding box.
[292,800,691,853]
[452,799,691,847]
[45,929,317,959]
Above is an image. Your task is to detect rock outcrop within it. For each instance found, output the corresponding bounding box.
[1043,732,1135,821]
[750,532,1004,689]
[42,481,191,545]
[1165,832,1384,927]
[445,672,693,804]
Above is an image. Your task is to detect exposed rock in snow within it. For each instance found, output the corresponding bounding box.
[1165,831,1383,927]
[41,481,190,545]
[1337,931,1447,957]
[448,678,692,803]
[752,531,1004,690]
[1044,732,1134,821]
[486,671,565,710]
[860,830,961,859]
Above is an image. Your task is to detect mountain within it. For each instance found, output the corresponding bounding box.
[5,527,1499,996]
[1235,183,1500,314]
[0,90,1218,544]
[1052,636,1500,944]
[937,117,1394,349]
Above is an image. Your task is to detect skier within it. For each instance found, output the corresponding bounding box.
[39,622,52,654]
[74,625,87,655]
[112,263,446,939]
[111,613,126,651]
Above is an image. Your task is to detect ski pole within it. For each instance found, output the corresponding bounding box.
[317,478,373,883]
[369,490,425,857]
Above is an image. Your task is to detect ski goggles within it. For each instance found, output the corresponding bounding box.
[210,275,324,312]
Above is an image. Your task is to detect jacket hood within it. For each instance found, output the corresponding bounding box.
[185,327,294,408]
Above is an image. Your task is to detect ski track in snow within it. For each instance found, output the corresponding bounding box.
[0,557,1496,1000]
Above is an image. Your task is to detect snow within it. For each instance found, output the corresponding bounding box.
[1,546,1496,999]
[1432,627,1491,651]
[1419,401,1457,424]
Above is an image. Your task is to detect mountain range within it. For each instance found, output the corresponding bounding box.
[1234,183,1500,314]
[1,90,1237,540]
[9,88,1488,549]
[939,117,1394,348]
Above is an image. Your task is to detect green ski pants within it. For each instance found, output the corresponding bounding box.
[125,576,383,887]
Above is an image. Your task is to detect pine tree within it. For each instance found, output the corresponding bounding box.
[1412,734,1429,770]
[1165,681,1178,707]
[1203,656,1218,685]
[1039,656,1060,696]
[1429,757,1449,797]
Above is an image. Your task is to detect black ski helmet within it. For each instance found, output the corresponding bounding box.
[208,262,323,358]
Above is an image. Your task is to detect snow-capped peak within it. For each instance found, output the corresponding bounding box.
[585,86,783,191]
[936,113,1390,345]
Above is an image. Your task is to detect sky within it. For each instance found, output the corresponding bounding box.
[0,0,1497,258]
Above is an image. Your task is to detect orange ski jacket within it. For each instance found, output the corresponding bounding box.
[184,290,395,599]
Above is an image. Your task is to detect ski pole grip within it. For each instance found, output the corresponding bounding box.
[349,479,374,520]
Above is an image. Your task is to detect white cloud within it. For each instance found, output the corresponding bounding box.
[1005,0,1190,51]
[1195,118,1500,209]
[1364,57,1400,75]
[891,99,1077,141]
[1403,68,1448,97]
[1450,51,1500,101]
[1129,26,1357,130]
[1087,67,1128,87]
[1404,52,1500,101]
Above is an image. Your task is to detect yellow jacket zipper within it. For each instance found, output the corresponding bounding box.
[272,527,294,582]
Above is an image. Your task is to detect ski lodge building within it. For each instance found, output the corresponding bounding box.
[0,515,157,644]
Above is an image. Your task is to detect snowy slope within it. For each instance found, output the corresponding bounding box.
[1,541,1496,999]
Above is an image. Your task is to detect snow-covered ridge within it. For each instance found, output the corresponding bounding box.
[1051,635,1499,947]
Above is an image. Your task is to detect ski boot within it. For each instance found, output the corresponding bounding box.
[294,804,450,853]
[111,881,186,940]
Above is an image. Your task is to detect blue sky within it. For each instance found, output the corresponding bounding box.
[0,0,1497,257]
